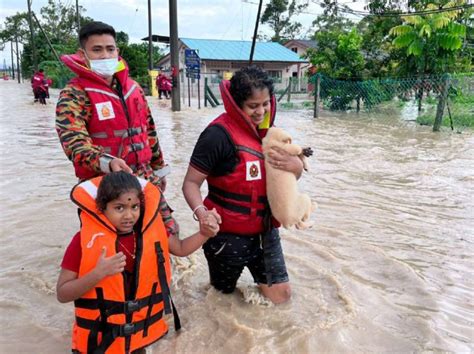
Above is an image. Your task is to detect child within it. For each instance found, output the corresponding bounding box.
[57,171,220,353]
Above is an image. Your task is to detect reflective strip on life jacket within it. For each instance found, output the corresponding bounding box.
[85,87,120,100]
[124,84,137,100]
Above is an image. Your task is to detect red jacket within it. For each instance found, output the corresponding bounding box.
[61,54,152,180]
[31,71,44,89]
[203,80,277,235]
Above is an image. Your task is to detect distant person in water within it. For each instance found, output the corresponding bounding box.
[31,69,45,103]
[156,71,171,99]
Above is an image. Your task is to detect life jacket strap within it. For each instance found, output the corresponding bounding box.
[142,283,158,337]
[207,193,267,217]
[76,310,164,352]
[74,293,164,316]
[208,184,268,206]
[209,184,251,202]
[154,242,181,332]
[154,242,171,314]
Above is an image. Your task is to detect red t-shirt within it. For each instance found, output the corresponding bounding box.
[61,232,136,273]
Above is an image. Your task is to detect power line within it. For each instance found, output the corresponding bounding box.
[341,4,474,18]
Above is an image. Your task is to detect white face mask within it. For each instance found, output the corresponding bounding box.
[89,57,119,78]
[83,51,118,78]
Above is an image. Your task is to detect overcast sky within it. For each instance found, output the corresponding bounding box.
[0,0,365,68]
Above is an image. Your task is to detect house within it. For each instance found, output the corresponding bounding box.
[154,37,308,95]
[282,39,317,92]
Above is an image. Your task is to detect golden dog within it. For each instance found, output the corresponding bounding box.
[262,127,313,230]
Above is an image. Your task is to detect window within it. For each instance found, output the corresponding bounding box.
[291,47,298,53]
[267,70,282,83]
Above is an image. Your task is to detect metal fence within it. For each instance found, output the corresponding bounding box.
[297,73,473,132]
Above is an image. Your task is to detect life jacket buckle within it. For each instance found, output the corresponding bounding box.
[119,323,137,336]
[125,300,140,314]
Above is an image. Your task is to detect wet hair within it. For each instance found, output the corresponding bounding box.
[79,21,116,48]
[96,171,144,212]
[229,65,274,108]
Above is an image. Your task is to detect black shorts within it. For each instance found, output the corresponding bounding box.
[202,228,289,294]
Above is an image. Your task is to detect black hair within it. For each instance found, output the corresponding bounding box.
[229,65,274,108]
[96,171,144,212]
[79,21,116,48]
[39,69,44,73]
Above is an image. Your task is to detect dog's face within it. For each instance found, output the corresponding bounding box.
[267,127,292,145]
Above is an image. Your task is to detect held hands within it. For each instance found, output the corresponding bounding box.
[197,208,222,238]
[94,247,127,278]
[109,158,133,174]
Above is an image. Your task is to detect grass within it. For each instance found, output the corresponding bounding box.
[417,94,474,129]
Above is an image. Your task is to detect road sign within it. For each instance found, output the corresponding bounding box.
[186,69,200,80]
[184,49,200,70]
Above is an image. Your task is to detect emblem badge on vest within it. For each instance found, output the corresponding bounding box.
[246,160,261,181]
[95,101,115,120]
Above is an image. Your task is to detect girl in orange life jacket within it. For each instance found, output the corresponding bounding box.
[182,66,304,305]
[57,171,221,353]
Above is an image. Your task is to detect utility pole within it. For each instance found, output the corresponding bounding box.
[15,36,21,83]
[249,0,263,65]
[76,0,81,34]
[147,0,153,70]
[27,0,38,70]
[10,41,15,79]
[169,0,181,111]
[32,12,62,64]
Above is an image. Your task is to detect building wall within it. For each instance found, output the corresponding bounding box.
[156,49,309,100]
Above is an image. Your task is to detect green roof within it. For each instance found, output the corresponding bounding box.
[180,38,307,63]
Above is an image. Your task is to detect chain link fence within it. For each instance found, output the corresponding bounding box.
[304,73,474,132]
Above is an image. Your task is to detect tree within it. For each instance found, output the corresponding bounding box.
[389,1,468,74]
[0,12,30,47]
[260,0,309,43]
[115,33,163,89]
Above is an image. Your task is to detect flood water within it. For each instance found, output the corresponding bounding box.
[0,81,472,353]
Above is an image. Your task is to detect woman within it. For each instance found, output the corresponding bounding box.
[182,66,304,304]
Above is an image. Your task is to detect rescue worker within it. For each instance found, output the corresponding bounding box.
[156,72,171,99]
[182,66,305,304]
[55,21,170,191]
[57,171,221,353]
[31,69,45,102]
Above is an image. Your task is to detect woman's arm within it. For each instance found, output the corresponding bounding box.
[56,248,126,303]
[182,165,216,221]
[168,208,221,257]
[266,146,304,179]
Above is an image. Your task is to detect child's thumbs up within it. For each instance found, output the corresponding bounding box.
[101,246,107,257]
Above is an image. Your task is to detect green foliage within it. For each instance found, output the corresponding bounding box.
[388,1,469,74]
[280,102,295,109]
[260,0,308,43]
[38,60,73,88]
[118,41,163,82]
[306,26,365,80]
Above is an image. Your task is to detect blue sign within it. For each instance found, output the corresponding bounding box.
[184,49,200,70]
[186,68,200,80]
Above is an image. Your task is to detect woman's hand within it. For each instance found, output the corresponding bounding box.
[266,146,304,178]
[198,208,221,238]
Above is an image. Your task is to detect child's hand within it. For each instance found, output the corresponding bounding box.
[94,247,126,278]
[200,208,221,238]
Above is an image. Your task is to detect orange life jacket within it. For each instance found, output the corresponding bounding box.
[70,176,179,353]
